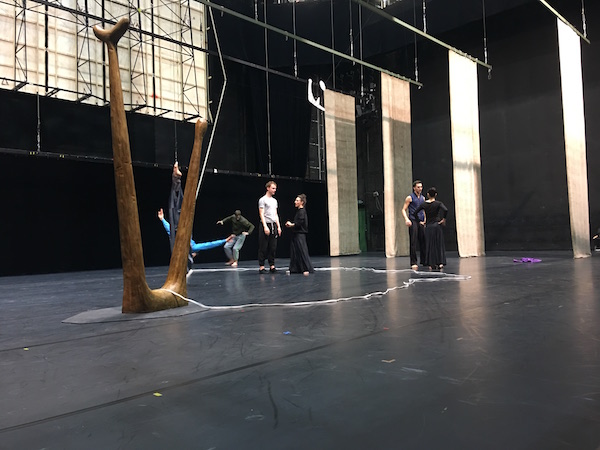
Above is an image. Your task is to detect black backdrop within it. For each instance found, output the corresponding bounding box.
[0,151,328,276]
[2,0,600,275]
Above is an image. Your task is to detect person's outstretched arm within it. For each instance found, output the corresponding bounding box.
[158,208,171,235]
[216,214,233,226]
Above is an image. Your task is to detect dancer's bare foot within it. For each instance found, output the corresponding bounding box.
[411,264,418,270]
[231,261,238,267]
[303,271,309,276]
[173,162,182,178]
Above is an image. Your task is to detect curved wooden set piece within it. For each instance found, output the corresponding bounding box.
[93,18,207,313]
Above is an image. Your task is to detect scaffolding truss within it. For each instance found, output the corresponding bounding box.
[0,0,208,120]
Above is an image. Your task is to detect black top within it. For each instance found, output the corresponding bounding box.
[413,200,448,225]
[292,208,309,234]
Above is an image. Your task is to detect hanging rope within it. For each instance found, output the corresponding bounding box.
[482,0,491,79]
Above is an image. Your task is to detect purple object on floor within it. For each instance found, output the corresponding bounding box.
[513,257,542,263]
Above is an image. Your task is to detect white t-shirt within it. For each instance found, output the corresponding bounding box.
[258,195,278,224]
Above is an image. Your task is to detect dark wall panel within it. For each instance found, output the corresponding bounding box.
[478,5,571,250]
[582,0,600,240]
[0,90,37,151]
[40,96,112,158]
[0,152,327,276]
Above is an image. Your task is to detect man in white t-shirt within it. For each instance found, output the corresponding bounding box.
[258,180,281,273]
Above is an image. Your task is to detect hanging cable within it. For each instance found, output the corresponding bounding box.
[358,3,364,98]
[264,0,273,175]
[36,92,41,152]
[422,0,426,34]
[349,0,354,61]
[581,0,587,39]
[330,0,336,89]
[413,0,419,85]
[196,7,227,200]
[293,0,298,76]
[173,120,178,163]
[482,0,491,79]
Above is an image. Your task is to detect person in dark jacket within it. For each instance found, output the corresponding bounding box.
[217,210,255,267]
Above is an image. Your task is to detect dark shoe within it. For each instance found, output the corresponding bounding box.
[270,267,277,273]
[259,268,267,274]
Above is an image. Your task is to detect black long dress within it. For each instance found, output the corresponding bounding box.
[288,208,314,274]
[413,200,448,268]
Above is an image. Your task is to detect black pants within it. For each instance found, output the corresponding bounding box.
[409,219,426,266]
[258,223,278,267]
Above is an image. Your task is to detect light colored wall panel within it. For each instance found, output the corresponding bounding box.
[324,90,360,256]
[557,19,590,258]
[381,72,412,258]
[448,50,485,257]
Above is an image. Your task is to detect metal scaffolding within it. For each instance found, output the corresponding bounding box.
[0,0,208,119]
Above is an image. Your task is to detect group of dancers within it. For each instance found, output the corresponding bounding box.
[160,166,448,273]
[159,164,314,275]
[401,180,449,271]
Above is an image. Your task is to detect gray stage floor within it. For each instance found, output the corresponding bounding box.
[1,252,599,449]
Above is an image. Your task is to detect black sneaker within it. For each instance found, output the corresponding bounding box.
[270,267,277,273]
[259,268,268,274]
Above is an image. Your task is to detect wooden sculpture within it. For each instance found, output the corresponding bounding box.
[94,18,206,312]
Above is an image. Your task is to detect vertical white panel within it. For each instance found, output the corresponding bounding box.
[324,90,360,256]
[381,73,412,257]
[557,19,590,258]
[449,50,485,257]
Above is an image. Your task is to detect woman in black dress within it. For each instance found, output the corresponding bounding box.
[413,187,448,270]
[285,194,314,275]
